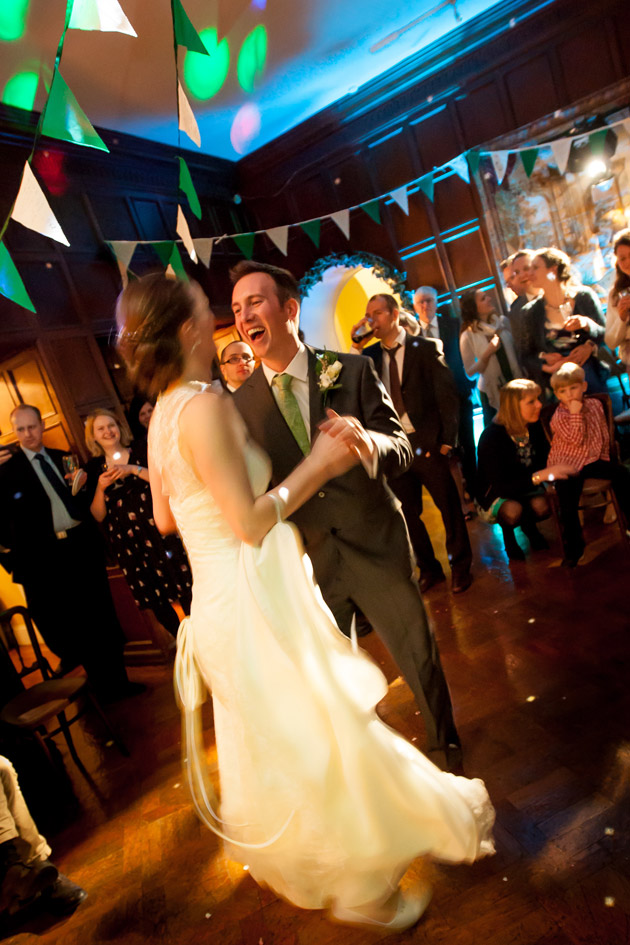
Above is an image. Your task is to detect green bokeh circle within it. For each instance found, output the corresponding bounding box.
[183,28,230,101]
[237,25,267,94]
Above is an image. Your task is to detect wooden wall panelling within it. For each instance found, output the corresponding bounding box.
[367,127,415,194]
[505,54,561,128]
[610,8,630,74]
[557,23,620,103]
[410,105,461,173]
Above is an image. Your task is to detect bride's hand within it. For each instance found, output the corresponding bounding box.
[310,426,360,480]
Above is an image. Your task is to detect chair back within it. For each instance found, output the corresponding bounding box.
[0,606,55,683]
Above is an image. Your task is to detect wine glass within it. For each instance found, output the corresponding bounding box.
[62,453,79,477]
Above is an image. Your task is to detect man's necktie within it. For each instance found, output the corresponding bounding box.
[385,346,406,418]
[424,324,437,340]
[272,374,311,456]
[34,453,80,519]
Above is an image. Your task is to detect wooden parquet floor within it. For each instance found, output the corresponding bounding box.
[2,501,629,945]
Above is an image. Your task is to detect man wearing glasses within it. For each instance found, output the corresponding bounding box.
[219,340,256,392]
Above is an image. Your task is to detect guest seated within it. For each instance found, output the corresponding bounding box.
[459,287,521,426]
[476,379,575,561]
[85,409,192,636]
[521,248,608,394]
[0,755,86,919]
[604,228,630,372]
[547,363,630,566]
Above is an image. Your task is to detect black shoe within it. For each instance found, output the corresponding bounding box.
[419,570,446,594]
[502,528,525,561]
[0,850,58,915]
[40,874,87,916]
[451,571,472,594]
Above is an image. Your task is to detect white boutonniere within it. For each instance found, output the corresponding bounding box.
[315,350,343,404]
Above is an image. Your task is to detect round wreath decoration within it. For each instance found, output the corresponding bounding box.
[298,251,413,309]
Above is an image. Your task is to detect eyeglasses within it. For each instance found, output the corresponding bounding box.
[222,355,254,365]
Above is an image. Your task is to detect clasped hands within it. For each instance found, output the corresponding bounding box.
[311,409,373,478]
[540,340,595,373]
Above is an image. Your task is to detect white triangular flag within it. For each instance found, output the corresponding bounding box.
[178,81,201,148]
[390,186,409,215]
[11,162,70,245]
[193,238,213,267]
[69,0,136,36]
[266,226,289,256]
[490,150,509,184]
[449,154,470,184]
[550,138,572,175]
[329,209,350,239]
[109,240,137,269]
[176,205,197,263]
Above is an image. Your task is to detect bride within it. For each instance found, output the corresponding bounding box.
[116,274,494,931]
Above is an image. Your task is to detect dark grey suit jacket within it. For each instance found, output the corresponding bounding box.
[233,346,414,574]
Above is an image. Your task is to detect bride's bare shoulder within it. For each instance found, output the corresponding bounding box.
[179,386,237,430]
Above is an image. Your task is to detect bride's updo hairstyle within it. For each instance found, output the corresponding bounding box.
[116,274,199,399]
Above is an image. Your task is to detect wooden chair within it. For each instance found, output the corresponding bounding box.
[0,606,129,769]
[540,393,630,553]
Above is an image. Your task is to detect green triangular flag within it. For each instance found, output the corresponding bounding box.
[361,200,381,224]
[418,173,434,202]
[41,70,109,152]
[178,157,201,219]
[172,0,209,54]
[466,149,481,177]
[0,242,36,313]
[152,241,174,266]
[589,129,608,157]
[300,219,320,248]
[520,148,539,177]
[167,244,189,281]
[232,233,255,259]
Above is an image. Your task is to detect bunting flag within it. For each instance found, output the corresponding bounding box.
[466,149,481,177]
[491,150,509,184]
[108,240,137,287]
[329,209,350,239]
[0,241,36,313]
[178,157,201,219]
[41,71,109,152]
[176,205,197,262]
[360,199,381,224]
[152,241,174,266]
[69,0,137,36]
[171,0,209,54]
[418,173,434,202]
[178,81,201,147]
[167,243,189,280]
[390,186,409,215]
[551,138,572,175]
[265,225,289,255]
[300,219,321,248]
[589,129,608,156]
[449,154,470,184]
[193,237,213,267]
[521,148,539,178]
[232,233,255,258]
[11,162,70,245]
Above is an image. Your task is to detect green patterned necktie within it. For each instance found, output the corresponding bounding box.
[272,373,311,455]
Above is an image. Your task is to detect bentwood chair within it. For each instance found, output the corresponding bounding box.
[540,393,630,554]
[0,606,129,769]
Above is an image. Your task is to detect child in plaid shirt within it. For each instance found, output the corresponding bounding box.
[548,363,630,565]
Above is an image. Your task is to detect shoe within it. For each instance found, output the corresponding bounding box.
[501,527,525,561]
[0,853,58,915]
[331,887,432,931]
[451,571,472,593]
[419,570,446,594]
[40,874,87,916]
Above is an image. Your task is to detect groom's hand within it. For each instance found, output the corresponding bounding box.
[319,409,376,472]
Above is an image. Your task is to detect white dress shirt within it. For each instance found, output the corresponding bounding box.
[22,446,79,532]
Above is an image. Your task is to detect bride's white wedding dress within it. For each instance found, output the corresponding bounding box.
[150,382,494,912]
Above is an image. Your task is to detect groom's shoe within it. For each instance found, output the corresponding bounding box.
[418,569,446,594]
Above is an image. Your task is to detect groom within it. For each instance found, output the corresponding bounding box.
[231,260,461,768]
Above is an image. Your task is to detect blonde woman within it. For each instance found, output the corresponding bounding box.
[84,408,191,636]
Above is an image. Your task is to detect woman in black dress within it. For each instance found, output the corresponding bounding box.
[476,379,576,561]
[520,248,608,394]
[85,408,192,635]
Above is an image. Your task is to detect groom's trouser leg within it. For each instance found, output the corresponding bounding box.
[307,535,459,752]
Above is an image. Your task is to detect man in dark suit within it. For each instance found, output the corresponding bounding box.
[413,286,477,504]
[356,294,473,595]
[0,405,137,701]
[231,261,461,769]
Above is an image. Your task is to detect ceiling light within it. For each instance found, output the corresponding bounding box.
[586,159,607,178]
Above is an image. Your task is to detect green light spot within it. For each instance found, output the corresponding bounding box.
[0,0,30,42]
[2,71,38,110]
[237,25,267,93]
[183,28,230,101]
